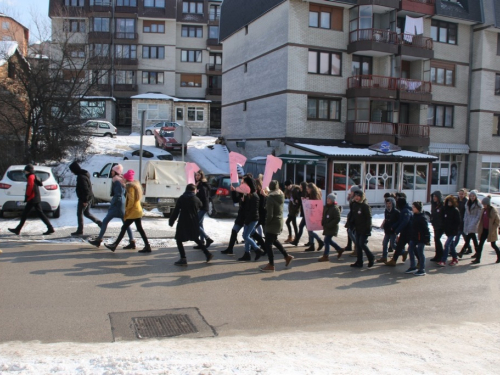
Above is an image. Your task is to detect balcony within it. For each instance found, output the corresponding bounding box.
[114,32,138,42]
[89,4,112,12]
[357,0,400,8]
[114,84,138,93]
[115,6,138,13]
[348,28,399,56]
[345,121,396,145]
[400,0,435,15]
[88,31,112,43]
[115,58,138,66]
[206,63,222,75]
[206,88,222,101]
[398,78,432,102]
[208,18,220,26]
[347,75,398,99]
[399,33,434,60]
[396,123,430,147]
[206,38,222,50]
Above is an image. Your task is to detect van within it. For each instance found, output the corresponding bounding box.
[91,160,186,217]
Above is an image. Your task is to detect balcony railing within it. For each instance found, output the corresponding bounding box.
[399,33,433,50]
[206,63,222,73]
[346,121,395,136]
[347,75,398,90]
[207,38,221,46]
[397,78,431,94]
[349,28,399,44]
[206,88,222,96]
[397,123,430,138]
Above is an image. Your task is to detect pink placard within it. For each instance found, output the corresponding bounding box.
[185,162,200,185]
[302,199,324,232]
[229,151,247,184]
[262,155,283,189]
[235,183,250,195]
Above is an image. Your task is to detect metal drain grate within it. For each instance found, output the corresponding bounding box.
[132,314,199,339]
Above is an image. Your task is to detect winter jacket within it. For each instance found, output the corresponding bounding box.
[196,180,210,212]
[394,204,413,238]
[70,162,93,203]
[265,190,284,235]
[169,191,202,242]
[430,190,444,229]
[234,192,246,226]
[322,203,341,237]
[383,197,400,234]
[350,193,372,236]
[442,205,461,237]
[124,181,143,220]
[457,197,468,231]
[244,193,260,225]
[257,191,267,227]
[463,201,482,235]
[477,206,500,242]
[108,179,126,218]
[346,195,368,229]
[410,213,430,244]
[287,186,301,217]
[25,172,42,204]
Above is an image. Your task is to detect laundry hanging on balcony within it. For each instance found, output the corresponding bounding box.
[404,16,424,43]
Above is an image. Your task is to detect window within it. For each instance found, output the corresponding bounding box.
[92,70,109,84]
[181,50,202,62]
[309,4,343,31]
[138,104,169,120]
[496,74,500,95]
[142,46,164,59]
[208,26,219,39]
[117,0,137,5]
[351,55,372,76]
[180,74,202,87]
[181,25,202,38]
[142,71,164,84]
[188,107,204,122]
[115,70,134,84]
[65,0,84,6]
[90,0,112,5]
[209,5,220,20]
[64,19,86,33]
[69,45,85,58]
[144,0,165,7]
[208,75,221,89]
[93,18,110,32]
[430,62,455,86]
[494,114,500,136]
[80,101,106,119]
[431,20,457,45]
[92,44,109,57]
[115,44,137,59]
[427,104,453,127]
[143,21,165,33]
[115,18,135,38]
[63,70,85,83]
[481,160,500,193]
[2,21,9,30]
[431,154,461,186]
[307,97,341,121]
[308,50,341,76]
[182,1,203,14]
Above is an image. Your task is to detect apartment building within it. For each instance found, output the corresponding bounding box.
[0,13,29,55]
[48,0,222,133]
[220,0,486,203]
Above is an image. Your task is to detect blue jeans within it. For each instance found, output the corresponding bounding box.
[256,225,263,236]
[308,230,321,245]
[382,233,397,259]
[442,235,458,262]
[323,235,341,256]
[243,221,259,253]
[98,211,133,241]
[452,229,470,252]
[408,240,425,272]
[198,210,208,241]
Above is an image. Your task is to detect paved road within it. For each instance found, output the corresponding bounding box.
[1,237,499,343]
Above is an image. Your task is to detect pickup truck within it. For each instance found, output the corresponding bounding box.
[154,128,188,153]
[90,160,186,217]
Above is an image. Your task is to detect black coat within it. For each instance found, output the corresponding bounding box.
[75,170,93,203]
[350,194,372,236]
[442,205,461,237]
[233,191,246,226]
[257,192,266,227]
[457,197,468,231]
[244,193,260,225]
[430,191,444,229]
[411,213,431,244]
[196,180,210,212]
[169,191,201,242]
[383,198,400,234]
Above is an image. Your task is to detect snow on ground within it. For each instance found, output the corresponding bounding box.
[1,322,499,374]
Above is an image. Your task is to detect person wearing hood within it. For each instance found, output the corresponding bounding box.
[378,196,400,263]
[168,183,213,266]
[438,195,461,267]
[430,190,444,262]
[194,170,214,249]
[349,190,374,268]
[260,180,294,272]
[405,201,430,276]
[460,190,482,259]
[454,188,471,255]
[284,181,300,244]
[104,170,152,253]
[318,192,343,262]
[344,185,363,257]
[8,164,54,236]
[69,161,102,236]
[385,197,413,266]
[472,196,500,265]
[88,164,134,249]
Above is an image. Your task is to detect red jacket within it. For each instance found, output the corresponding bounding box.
[25,173,42,203]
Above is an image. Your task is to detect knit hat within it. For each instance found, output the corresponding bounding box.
[269,180,279,191]
[353,190,363,197]
[24,164,34,173]
[69,161,82,174]
[112,164,123,175]
[327,192,337,202]
[482,196,491,206]
[350,185,361,193]
[123,169,135,182]
[412,201,423,212]
[469,190,479,198]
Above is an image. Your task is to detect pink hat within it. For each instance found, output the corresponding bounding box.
[112,164,123,175]
[123,170,135,182]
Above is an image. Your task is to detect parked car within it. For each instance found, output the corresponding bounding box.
[0,165,61,218]
[333,173,356,191]
[206,174,239,217]
[82,120,117,137]
[154,128,188,153]
[123,146,173,161]
[144,121,180,135]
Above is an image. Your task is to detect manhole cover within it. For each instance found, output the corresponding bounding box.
[132,314,198,339]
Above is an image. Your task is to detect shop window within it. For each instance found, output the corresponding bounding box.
[431,154,460,186]
[481,161,500,192]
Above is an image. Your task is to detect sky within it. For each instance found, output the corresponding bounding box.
[0,0,51,41]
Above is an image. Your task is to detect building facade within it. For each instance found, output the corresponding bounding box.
[0,14,29,56]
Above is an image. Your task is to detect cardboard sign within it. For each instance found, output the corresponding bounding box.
[262,155,283,189]
[303,199,324,232]
[229,151,247,184]
[235,183,250,195]
[185,162,200,185]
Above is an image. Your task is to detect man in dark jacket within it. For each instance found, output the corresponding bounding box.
[239,176,262,261]
[8,164,54,235]
[195,170,214,249]
[350,190,374,268]
[385,197,413,266]
[221,177,247,255]
[378,197,400,263]
[69,161,102,236]
[430,190,444,261]
[454,188,471,254]
[406,201,430,276]
[169,184,213,266]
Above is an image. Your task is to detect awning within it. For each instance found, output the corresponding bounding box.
[428,143,469,155]
[278,154,323,165]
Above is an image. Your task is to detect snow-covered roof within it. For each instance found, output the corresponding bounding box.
[0,41,19,67]
[294,143,437,160]
[131,93,211,103]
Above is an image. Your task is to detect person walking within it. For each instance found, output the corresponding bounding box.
[472,196,500,265]
[318,192,343,262]
[169,184,213,266]
[344,185,364,257]
[377,196,400,263]
[438,195,461,267]
[384,197,413,266]
[238,176,264,261]
[429,190,444,262]
[405,201,430,276]
[290,182,308,246]
[104,170,152,253]
[459,190,482,259]
[454,189,471,255]
[349,190,374,268]
[8,164,54,236]
[284,181,300,243]
[220,177,247,255]
[303,183,325,252]
[69,161,102,236]
[260,181,294,272]
[88,164,135,249]
[194,170,214,249]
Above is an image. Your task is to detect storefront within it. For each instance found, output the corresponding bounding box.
[428,143,469,195]
[481,155,500,193]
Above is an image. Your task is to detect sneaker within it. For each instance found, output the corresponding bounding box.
[318,255,330,262]
[260,264,275,272]
[437,261,446,267]
[449,258,458,266]
[285,255,294,267]
[414,270,426,276]
[404,267,418,274]
[174,258,188,267]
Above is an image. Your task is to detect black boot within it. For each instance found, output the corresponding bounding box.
[221,230,237,255]
[304,245,315,252]
[138,244,152,253]
[193,240,205,249]
[43,227,55,235]
[254,248,265,261]
[205,238,214,248]
[8,228,20,235]
[317,240,324,252]
[237,252,251,261]
[88,238,102,248]
[123,240,136,250]
[104,242,117,252]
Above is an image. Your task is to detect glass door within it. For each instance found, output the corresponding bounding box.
[401,163,429,202]
[364,163,395,204]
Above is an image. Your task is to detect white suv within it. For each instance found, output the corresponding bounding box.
[82,120,117,137]
[0,165,61,218]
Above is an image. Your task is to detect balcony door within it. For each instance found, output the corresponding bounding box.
[209,53,222,69]
[352,55,372,76]
[399,103,409,124]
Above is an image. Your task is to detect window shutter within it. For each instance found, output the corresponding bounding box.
[331,7,343,31]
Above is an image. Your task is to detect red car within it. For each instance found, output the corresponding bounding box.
[154,127,188,153]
